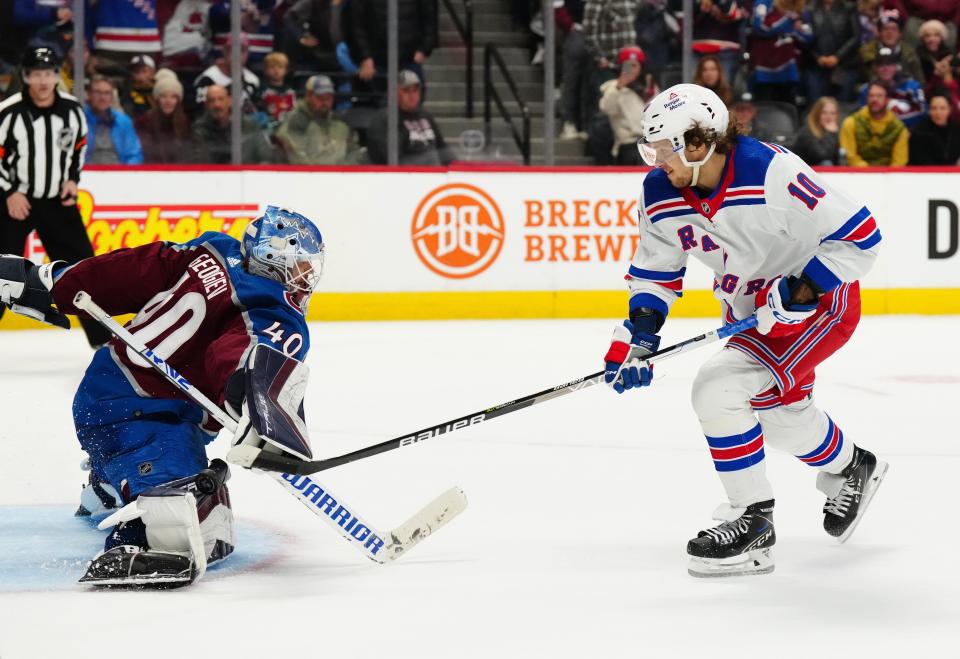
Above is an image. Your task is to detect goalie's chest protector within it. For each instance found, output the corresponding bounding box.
[641,139,816,321]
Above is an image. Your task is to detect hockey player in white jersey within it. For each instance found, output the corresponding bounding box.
[603,84,888,577]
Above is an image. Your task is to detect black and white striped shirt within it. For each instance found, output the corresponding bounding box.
[0,90,87,200]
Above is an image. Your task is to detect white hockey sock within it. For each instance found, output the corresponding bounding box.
[759,401,853,476]
[702,418,774,508]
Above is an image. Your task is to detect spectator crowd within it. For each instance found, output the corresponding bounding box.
[0,0,452,166]
[3,0,960,167]
[531,0,960,166]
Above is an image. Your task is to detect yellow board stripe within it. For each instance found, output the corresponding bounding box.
[2,289,958,330]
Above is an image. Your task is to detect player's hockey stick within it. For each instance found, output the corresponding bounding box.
[245,315,760,476]
[73,291,467,564]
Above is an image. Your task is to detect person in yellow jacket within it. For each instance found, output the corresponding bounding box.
[840,82,909,166]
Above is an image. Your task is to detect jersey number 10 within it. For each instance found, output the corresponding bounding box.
[787,173,826,210]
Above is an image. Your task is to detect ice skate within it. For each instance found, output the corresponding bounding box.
[819,446,888,543]
[79,517,198,588]
[79,544,197,588]
[687,500,776,578]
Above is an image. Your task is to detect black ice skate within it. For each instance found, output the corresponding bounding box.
[687,500,776,578]
[820,446,888,544]
[79,545,197,588]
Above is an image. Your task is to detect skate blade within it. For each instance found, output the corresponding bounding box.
[79,573,195,588]
[688,548,775,578]
[837,460,889,544]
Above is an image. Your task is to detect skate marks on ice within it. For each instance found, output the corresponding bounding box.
[0,506,282,592]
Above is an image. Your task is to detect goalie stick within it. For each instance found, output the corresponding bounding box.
[241,316,760,476]
[73,291,467,565]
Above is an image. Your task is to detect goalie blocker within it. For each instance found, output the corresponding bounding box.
[226,343,314,469]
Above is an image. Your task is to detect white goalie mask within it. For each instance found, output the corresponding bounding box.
[241,206,325,312]
[637,84,730,186]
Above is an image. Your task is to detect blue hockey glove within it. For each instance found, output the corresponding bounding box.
[755,275,818,337]
[603,320,661,393]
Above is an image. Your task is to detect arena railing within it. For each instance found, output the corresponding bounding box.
[483,43,531,166]
[439,0,474,119]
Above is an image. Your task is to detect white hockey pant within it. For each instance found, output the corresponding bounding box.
[691,348,854,508]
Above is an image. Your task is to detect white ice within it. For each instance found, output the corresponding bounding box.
[0,316,957,658]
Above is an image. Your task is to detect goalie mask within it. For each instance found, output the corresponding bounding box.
[637,84,729,186]
[242,206,325,311]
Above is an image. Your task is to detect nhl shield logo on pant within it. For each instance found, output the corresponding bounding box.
[411,183,505,279]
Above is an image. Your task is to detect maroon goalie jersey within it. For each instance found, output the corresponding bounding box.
[53,232,311,430]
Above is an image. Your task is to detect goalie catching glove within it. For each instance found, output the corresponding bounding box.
[0,255,70,329]
[225,343,314,470]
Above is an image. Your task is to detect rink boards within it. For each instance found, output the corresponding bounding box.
[2,165,958,328]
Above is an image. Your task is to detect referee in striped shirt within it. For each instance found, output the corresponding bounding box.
[0,46,110,347]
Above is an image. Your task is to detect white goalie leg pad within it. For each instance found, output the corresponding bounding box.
[688,549,775,578]
[198,487,237,564]
[99,490,209,580]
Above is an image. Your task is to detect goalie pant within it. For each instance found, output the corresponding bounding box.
[691,282,861,507]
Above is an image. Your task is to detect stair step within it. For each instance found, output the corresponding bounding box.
[410,0,591,166]
[425,80,542,103]
[440,30,530,48]
[429,46,532,68]
[426,98,544,117]
[422,63,543,84]
[486,136,587,157]
[452,0,512,12]
[437,12,515,32]
[434,116,548,135]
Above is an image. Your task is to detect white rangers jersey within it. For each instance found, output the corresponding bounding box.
[628,136,881,323]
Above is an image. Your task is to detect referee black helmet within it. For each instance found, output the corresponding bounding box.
[21,46,61,73]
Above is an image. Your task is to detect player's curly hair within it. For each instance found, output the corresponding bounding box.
[683,118,743,155]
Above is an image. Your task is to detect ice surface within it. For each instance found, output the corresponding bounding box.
[0,317,957,658]
[0,507,282,591]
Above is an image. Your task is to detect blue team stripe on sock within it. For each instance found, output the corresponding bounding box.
[714,447,766,472]
[806,430,844,466]
[797,417,844,466]
[797,418,835,460]
[706,423,763,449]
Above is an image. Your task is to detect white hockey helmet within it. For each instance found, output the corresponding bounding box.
[638,84,730,182]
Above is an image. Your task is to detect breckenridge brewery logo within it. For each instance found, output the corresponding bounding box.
[411,183,505,279]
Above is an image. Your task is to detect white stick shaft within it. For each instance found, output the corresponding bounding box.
[73,291,237,432]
